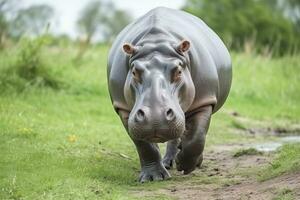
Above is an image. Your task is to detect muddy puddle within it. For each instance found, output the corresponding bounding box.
[253,135,300,152]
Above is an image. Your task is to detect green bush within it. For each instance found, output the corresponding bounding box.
[15,35,60,88]
[0,35,62,92]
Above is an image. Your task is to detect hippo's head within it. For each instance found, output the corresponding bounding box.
[122,40,195,143]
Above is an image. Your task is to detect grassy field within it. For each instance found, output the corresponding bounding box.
[0,42,299,199]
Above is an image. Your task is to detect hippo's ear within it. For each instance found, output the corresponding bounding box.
[177,40,190,53]
[122,43,136,55]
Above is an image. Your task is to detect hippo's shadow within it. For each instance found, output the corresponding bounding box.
[87,154,200,188]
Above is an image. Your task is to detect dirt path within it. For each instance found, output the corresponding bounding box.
[135,145,300,200]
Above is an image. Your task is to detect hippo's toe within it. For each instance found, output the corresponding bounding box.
[139,163,171,183]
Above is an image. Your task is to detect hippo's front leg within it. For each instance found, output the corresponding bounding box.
[176,105,212,174]
[118,110,170,183]
[133,140,170,182]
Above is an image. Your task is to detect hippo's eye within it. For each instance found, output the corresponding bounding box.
[171,67,182,83]
[132,68,137,77]
[132,68,141,83]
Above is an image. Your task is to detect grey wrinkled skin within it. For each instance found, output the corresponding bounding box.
[107,7,232,182]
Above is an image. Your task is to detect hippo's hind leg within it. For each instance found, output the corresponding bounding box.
[163,139,180,169]
[118,110,170,183]
[175,105,212,174]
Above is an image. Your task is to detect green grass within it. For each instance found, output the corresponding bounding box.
[0,44,300,199]
[233,148,262,157]
[258,144,300,181]
[227,53,300,121]
[273,188,294,200]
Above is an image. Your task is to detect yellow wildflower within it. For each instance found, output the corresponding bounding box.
[68,134,77,143]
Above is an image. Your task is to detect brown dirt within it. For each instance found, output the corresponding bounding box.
[135,145,300,200]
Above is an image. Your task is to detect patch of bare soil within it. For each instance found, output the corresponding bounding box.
[136,146,300,200]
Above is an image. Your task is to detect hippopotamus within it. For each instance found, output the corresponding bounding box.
[107,7,232,182]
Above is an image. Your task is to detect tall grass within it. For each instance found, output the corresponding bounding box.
[226,52,300,120]
[0,35,62,93]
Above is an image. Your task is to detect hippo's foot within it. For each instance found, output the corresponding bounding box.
[139,162,171,183]
[176,152,203,174]
[162,156,174,169]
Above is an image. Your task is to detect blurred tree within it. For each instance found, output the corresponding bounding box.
[183,0,299,55]
[76,0,104,61]
[9,4,54,39]
[103,9,132,42]
[77,0,131,44]
[269,0,300,31]
[0,2,7,47]
[0,0,18,48]
[76,0,131,60]
[77,1,108,45]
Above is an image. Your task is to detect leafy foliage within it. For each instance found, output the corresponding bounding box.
[270,0,300,31]
[183,0,300,55]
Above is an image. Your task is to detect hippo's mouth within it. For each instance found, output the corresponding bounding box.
[145,135,168,143]
[141,129,179,143]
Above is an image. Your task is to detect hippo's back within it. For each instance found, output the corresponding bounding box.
[108,7,232,114]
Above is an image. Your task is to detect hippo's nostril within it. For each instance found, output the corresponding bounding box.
[135,109,145,122]
[166,108,175,121]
